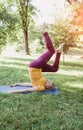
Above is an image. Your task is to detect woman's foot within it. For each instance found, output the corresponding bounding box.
[56,43,65,53]
[42,22,47,33]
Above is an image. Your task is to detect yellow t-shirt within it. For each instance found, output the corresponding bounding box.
[29,67,46,91]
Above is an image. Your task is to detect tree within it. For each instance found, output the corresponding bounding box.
[66,0,83,48]
[50,17,78,53]
[16,0,29,54]
[0,1,19,53]
[16,0,37,55]
[0,0,37,54]
[66,0,80,4]
[66,0,83,29]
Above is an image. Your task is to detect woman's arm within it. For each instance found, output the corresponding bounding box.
[8,86,38,93]
[10,82,32,87]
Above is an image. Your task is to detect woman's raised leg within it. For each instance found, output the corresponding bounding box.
[29,32,55,68]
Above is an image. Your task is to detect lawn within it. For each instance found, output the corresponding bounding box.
[0,54,83,130]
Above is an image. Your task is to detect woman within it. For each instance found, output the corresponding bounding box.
[9,24,64,93]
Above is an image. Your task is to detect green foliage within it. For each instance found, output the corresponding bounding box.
[0,26,6,47]
[66,0,83,37]
[28,24,43,43]
[50,17,79,53]
[0,1,20,51]
[0,0,37,54]
[71,2,83,29]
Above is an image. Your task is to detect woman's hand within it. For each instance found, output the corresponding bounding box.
[10,83,17,87]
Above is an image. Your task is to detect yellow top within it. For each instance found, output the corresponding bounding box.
[29,67,46,91]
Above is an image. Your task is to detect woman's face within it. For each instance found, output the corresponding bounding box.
[45,80,55,90]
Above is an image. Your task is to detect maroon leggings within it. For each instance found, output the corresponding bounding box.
[29,32,61,72]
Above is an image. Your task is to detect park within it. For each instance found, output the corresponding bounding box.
[0,0,83,130]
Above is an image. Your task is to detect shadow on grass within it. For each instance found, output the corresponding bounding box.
[0,66,30,85]
[2,56,35,61]
[0,56,33,66]
[0,61,27,66]
[0,56,83,72]
[60,61,83,71]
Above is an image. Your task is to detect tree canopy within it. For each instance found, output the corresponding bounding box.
[0,0,37,54]
[0,0,83,54]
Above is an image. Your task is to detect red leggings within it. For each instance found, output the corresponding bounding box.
[29,32,61,72]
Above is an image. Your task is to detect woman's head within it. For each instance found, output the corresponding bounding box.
[45,80,55,90]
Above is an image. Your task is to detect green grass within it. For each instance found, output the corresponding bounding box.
[0,55,83,130]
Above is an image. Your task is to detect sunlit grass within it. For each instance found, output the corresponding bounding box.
[66,82,83,88]
[58,69,83,77]
[0,54,83,130]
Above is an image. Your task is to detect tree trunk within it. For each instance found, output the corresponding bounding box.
[62,53,65,64]
[23,30,29,55]
[18,0,29,55]
[66,0,80,4]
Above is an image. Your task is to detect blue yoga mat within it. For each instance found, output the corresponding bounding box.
[0,85,59,94]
